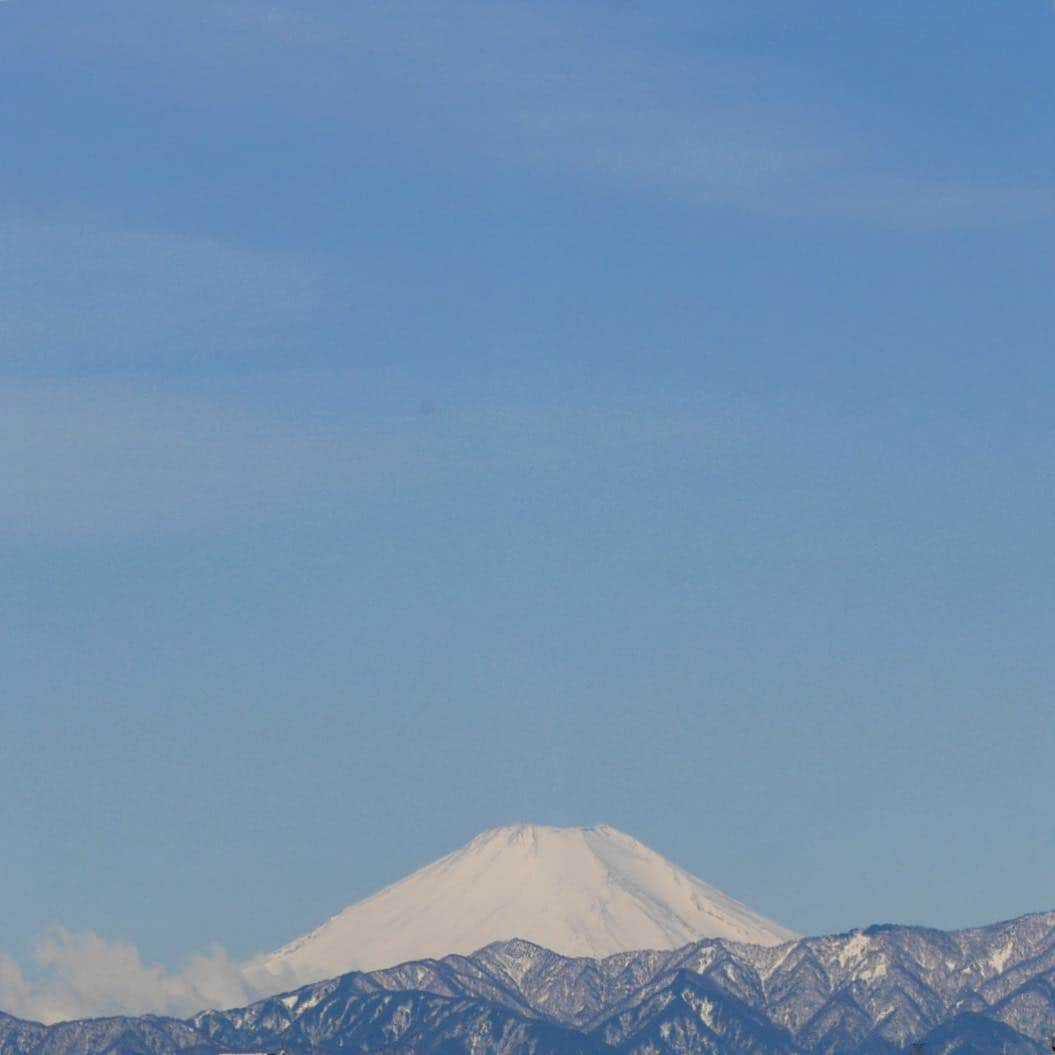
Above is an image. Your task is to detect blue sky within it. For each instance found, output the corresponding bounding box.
[3,0,1055,1021]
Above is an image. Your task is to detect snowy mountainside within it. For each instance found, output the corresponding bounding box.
[205,912,1055,1053]
[4,910,1055,1055]
[255,824,796,989]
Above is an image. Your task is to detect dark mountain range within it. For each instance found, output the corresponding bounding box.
[2,911,1053,1055]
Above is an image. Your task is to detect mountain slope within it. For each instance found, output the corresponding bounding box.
[257,824,796,988]
[238,914,1055,1055]
[3,912,1055,1055]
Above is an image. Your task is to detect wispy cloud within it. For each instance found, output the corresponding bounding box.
[0,379,414,541]
[0,210,335,371]
[230,2,1055,229]
[6,2,1047,232]
[0,928,297,1023]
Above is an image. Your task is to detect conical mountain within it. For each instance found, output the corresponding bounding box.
[255,824,796,988]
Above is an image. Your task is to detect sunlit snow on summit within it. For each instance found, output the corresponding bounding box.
[254,824,797,990]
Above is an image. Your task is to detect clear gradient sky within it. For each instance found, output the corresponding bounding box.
[3,0,1055,1019]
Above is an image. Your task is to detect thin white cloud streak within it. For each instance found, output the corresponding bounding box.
[0,211,335,365]
[1,369,762,542]
[0,379,415,541]
[232,1,1055,228]
[0,927,299,1024]
[8,369,1026,548]
[6,2,1048,229]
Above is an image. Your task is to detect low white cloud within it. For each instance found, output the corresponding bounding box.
[0,927,294,1024]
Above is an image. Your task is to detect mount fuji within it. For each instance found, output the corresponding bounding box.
[254,824,796,990]
[4,825,1054,1055]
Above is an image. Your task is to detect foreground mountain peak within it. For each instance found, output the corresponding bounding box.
[11,910,1055,1054]
[258,823,796,988]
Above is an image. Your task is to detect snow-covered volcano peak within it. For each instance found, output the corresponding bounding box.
[256,823,796,989]
[461,822,630,857]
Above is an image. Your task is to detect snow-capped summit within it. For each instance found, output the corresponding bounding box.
[255,823,796,989]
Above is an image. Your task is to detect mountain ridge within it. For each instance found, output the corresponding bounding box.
[4,910,1054,1055]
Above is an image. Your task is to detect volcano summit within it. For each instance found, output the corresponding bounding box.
[256,823,796,989]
